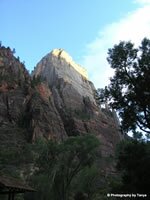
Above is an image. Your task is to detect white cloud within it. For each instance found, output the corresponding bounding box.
[81,3,150,89]
[134,0,150,5]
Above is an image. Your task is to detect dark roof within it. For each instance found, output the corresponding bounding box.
[0,176,35,193]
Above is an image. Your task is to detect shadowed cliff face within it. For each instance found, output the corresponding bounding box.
[0,47,30,127]
[0,47,67,145]
[32,49,123,156]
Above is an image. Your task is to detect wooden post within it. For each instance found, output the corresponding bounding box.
[8,192,15,200]
[12,192,15,200]
[8,192,11,200]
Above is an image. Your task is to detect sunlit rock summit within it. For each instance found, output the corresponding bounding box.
[32,48,96,109]
[51,49,88,79]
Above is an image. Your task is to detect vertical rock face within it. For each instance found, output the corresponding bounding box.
[33,49,123,156]
[0,47,30,127]
[0,47,66,144]
[33,49,96,111]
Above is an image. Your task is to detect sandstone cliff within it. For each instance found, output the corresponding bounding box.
[32,49,123,156]
[0,45,126,181]
[0,45,123,169]
[32,49,96,109]
[0,46,66,145]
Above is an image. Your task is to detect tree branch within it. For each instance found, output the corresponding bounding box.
[135,121,150,134]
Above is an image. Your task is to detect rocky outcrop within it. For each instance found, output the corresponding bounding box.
[0,47,30,127]
[24,82,66,141]
[32,49,96,110]
[32,49,123,156]
[0,46,66,144]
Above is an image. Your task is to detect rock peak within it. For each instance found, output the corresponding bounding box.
[51,49,71,61]
[50,48,88,79]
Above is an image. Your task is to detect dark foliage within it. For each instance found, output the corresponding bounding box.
[28,135,102,200]
[114,139,150,194]
[97,38,150,135]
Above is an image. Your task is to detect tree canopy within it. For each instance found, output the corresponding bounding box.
[29,135,101,200]
[97,38,150,136]
[114,139,150,194]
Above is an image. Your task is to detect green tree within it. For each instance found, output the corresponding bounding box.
[114,139,150,194]
[97,38,150,135]
[31,75,43,88]
[12,48,16,54]
[72,165,102,200]
[30,135,100,200]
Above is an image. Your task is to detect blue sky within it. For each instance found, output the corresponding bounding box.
[1,0,150,88]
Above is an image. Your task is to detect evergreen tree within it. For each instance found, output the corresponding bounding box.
[97,38,150,136]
